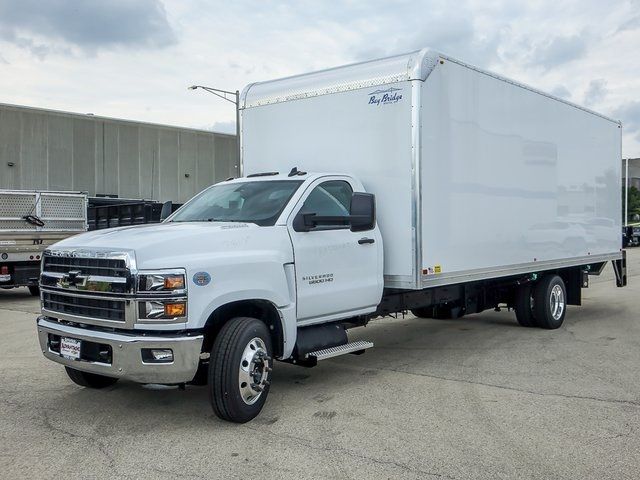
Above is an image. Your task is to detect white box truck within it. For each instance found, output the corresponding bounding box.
[36,49,625,423]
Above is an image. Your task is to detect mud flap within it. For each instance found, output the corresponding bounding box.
[612,250,627,287]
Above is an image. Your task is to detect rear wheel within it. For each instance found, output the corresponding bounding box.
[28,285,40,296]
[208,317,273,423]
[514,284,537,327]
[65,367,119,388]
[532,275,567,329]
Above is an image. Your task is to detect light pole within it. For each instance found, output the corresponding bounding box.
[625,157,629,226]
[188,85,240,176]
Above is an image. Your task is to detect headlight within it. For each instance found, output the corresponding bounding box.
[139,300,187,320]
[136,269,187,322]
[137,270,186,293]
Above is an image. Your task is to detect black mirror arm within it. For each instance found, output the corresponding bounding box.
[302,213,371,227]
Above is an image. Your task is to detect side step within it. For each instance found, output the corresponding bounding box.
[307,340,374,361]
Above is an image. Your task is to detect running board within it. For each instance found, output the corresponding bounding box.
[307,341,374,361]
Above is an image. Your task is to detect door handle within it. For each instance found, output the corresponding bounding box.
[358,237,375,245]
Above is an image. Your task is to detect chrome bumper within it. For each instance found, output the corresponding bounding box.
[37,316,203,384]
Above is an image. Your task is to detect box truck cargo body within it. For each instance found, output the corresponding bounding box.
[36,49,626,423]
[241,48,622,289]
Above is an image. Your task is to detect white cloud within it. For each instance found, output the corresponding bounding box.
[0,0,639,156]
[211,120,236,135]
[584,79,608,106]
[614,101,640,143]
[528,34,588,70]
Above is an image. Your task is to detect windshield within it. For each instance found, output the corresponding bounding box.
[169,180,303,226]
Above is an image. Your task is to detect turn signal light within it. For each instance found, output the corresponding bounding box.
[164,303,186,317]
[164,276,185,290]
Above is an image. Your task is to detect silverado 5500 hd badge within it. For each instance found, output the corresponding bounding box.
[302,273,334,285]
[368,87,403,106]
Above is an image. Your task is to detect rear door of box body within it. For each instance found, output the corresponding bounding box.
[419,59,621,286]
[242,81,416,286]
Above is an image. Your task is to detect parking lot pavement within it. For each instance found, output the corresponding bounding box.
[1,252,639,480]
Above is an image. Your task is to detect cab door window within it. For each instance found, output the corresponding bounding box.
[299,181,353,229]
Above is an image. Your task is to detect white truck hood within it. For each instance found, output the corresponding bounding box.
[49,222,294,269]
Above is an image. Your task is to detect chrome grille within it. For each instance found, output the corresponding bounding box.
[42,291,126,322]
[43,256,128,278]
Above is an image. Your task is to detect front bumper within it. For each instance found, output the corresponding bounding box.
[36,316,203,384]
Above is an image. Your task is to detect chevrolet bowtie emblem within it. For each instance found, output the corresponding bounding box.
[61,269,86,288]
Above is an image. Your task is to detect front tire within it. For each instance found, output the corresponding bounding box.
[208,317,273,423]
[532,275,567,329]
[28,285,40,296]
[65,367,119,388]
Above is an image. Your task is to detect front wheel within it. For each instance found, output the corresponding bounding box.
[65,367,119,388]
[533,275,567,329]
[208,317,273,423]
[28,285,40,296]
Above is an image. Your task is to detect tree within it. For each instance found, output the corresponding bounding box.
[622,186,640,222]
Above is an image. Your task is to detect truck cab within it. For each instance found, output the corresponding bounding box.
[37,171,382,422]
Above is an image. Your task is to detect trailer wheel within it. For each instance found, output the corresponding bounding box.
[514,284,537,327]
[532,275,567,329]
[64,367,119,388]
[208,317,272,423]
[28,286,40,296]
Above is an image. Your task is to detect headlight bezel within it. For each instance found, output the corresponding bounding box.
[136,269,188,322]
[136,269,187,295]
[138,299,187,321]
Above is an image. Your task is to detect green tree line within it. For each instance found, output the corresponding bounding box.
[623,186,640,223]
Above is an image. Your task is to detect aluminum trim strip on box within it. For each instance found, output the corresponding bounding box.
[419,252,622,289]
[410,79,422,289]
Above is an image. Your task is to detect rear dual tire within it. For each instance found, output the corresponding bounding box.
[514,284,537,327]
[514,275,567,329]
[533,275,567,329]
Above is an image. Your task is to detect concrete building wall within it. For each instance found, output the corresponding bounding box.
[0,103,238,203]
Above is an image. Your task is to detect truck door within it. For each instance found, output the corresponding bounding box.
[288,179,382,323]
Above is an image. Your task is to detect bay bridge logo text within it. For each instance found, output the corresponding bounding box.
[368,87,403,106]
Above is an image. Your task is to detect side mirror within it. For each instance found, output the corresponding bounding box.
[350,192,375,232]
[160,201,173,222]
[292,212,311,232]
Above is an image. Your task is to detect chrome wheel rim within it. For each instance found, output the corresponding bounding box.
[238,337,270,405]
[549,284,565,321]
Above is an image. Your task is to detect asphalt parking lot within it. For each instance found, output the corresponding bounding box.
[1,252,638,479]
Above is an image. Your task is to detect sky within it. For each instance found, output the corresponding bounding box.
[0,0,639,157]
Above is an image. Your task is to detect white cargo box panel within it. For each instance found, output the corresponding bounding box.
[241,49,622,290]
